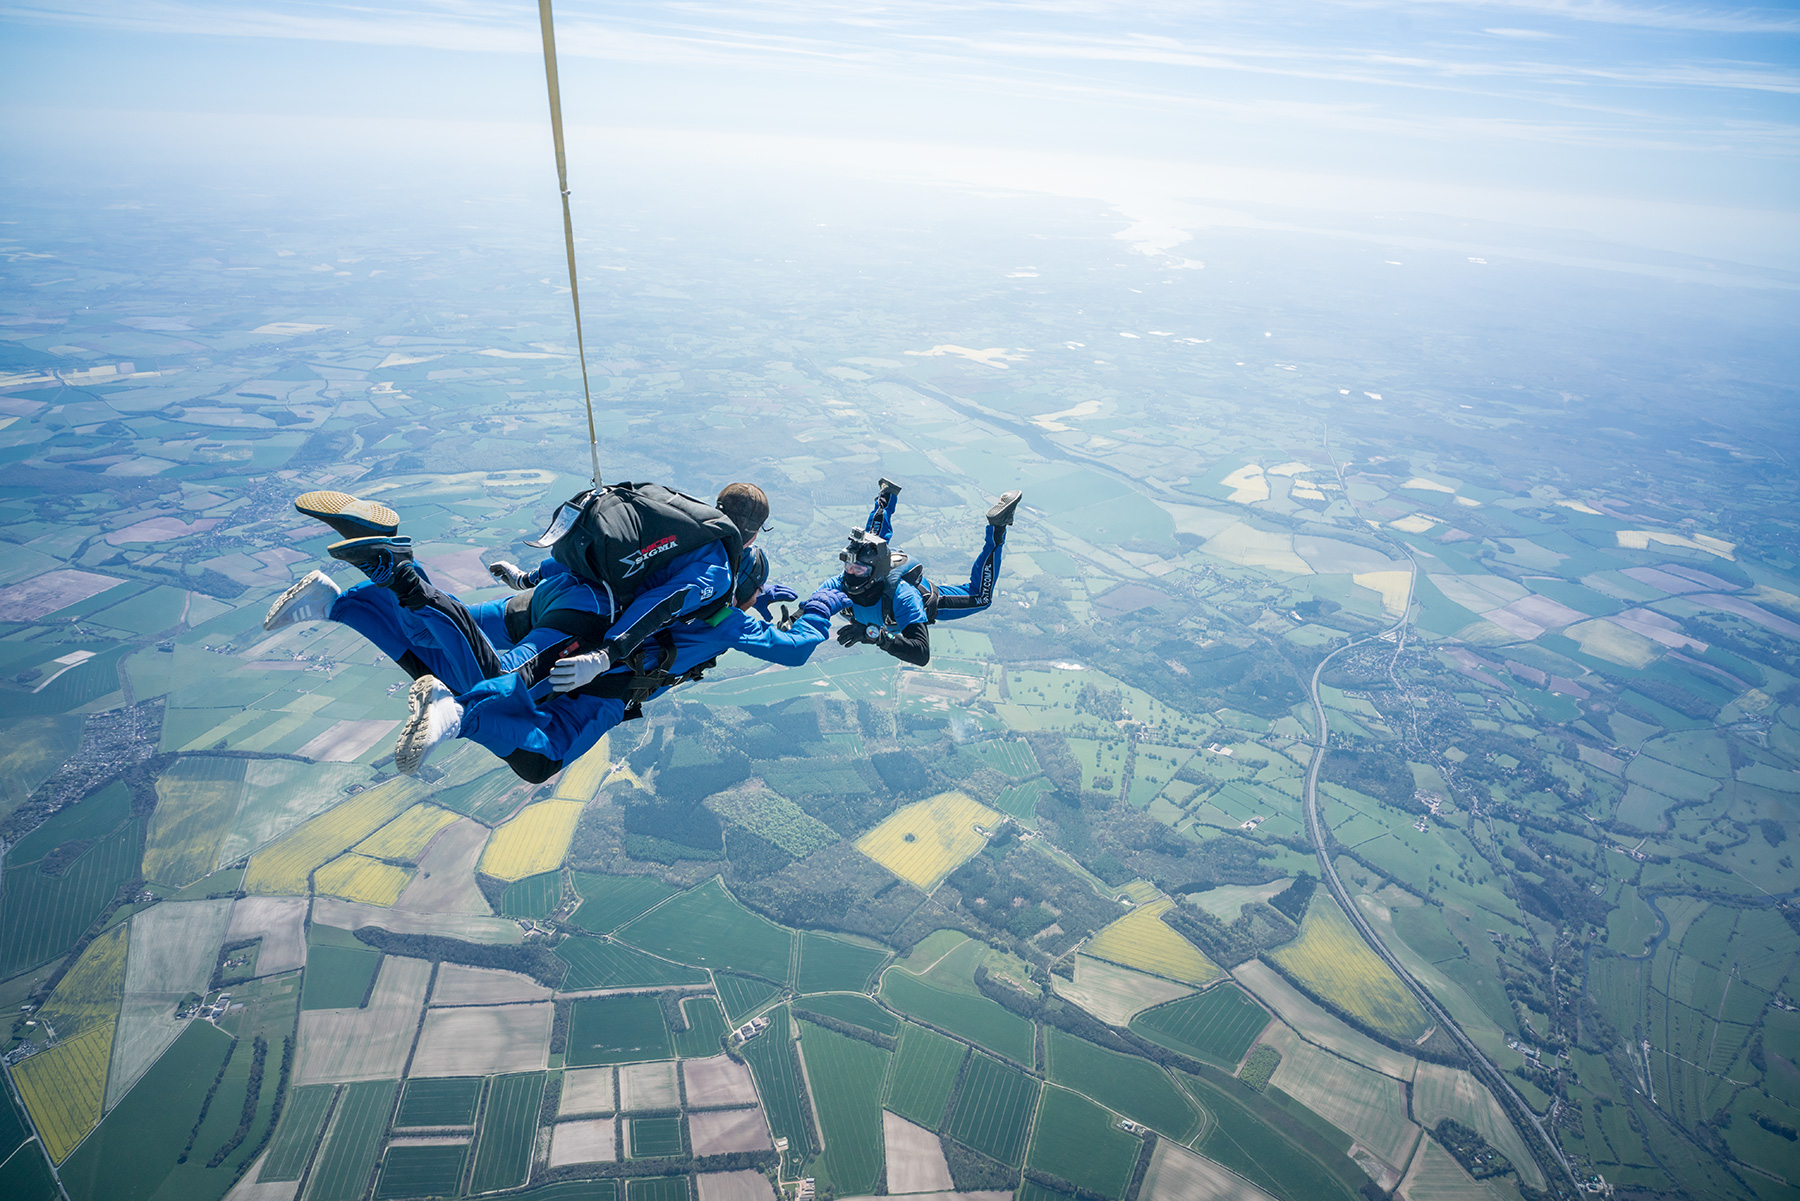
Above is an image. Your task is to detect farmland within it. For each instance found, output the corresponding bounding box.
[1269,1039,1420,1170]
[294,956,431,1084]
[946,1052,1040,1165]
[626,1178,688,1201]
[301,940,382,1010]
[306,1079,400,1201]
[884,1023,966,1129]
[397,1076,483,1127]
[688,1107,770,1156]
[795,992,898,1037]
[1027,1086,1140,1198]
[14,1021,115,1161]
[738,1007,814,1171]
[1045,1029,1199,1140]
[500,870,562,918]
[553,736,615,801]
[973,738,1040,778]
[36,922,127,1039]
[470,1072,547,1192]
[258,1084,336,1180]
[0,817,141,978]
[617,877,793,982]
[1130,984,1270,1067]
[567,994,673,1066]
[717,973,781,1023]
[411,1003,552,1076]
[560,1067,616,1116]
[375,1144,467,1200]
[314,852,412,905]
[628,1114,684,1158]
[794,931,889,994]
[704,784,839,856]
[673,997,729,1057]
[1082,898,1221,987]
[555,935,708,991]
[568,873,678,934]
[619,1061,679,1110]
[1266,900,1432,1042]
[243,777,425,895]
[1181,1069,1364,1201]
[352,802,458,862]
[1411,1064,1540,1188]
[478,799,584,881]
[143,756,244,888]
[880,968,1036,1065]
[682,1055,759,1108]
[1053,955,1193,1026]
[797,1020,889,1195]
[854,791,1001,891]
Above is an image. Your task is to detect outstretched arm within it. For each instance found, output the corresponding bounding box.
[881,622,930,667]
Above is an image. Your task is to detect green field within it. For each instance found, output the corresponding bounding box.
[0,817,141,977]
[374,1143,467,1200]
[1018,1184,1078,1201]
[795,992,899,1036]
[628,1115,685,1158]
[507,1184,618,1201]
[306,1079,401,1201]
[717,972,782,1022]
[569,873,679,933]
[431,767,524,824]
[799,1021,890,1195]
[673,996,729,1057]
[59,1016,234,1201]
[625,1178,689,1201]
[259,1084,336,1181]
[973,739,1040,778]
[880,970,1035,1065]
[555,936,710,990]
[144,756,244,889]
[947,1053,1040,1165]
[618,878,793,982]
[993,777,1054,820]
[499,871,562,919]
[1183,1069,1364,1201]
[7,780,131,864]
[1044,1029,1199,1140]
[301,944,382,1010]
[885,1023,966,1129]
[794,932,889,994]
[1129,984,1270,1067]
[1027,1086,1140,1199]
[469,1072,545,1193]
[567,995,673,1066]
[739,1007,813,1171]
[396,1077,482,1127]
[0,1084,56,1201]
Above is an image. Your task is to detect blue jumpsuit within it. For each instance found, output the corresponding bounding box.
[451,604,834,769]
[839,487,1006,628]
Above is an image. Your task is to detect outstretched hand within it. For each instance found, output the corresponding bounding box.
[549,650,611,692]
[487,560,534,590]
[800,586,850,620]
[753,583,799,620]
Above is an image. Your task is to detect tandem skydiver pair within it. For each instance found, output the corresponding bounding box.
[265,476,1021,783]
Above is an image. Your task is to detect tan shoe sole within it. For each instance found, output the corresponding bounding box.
[295,490,399,539]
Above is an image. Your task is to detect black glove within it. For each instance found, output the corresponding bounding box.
[837,622,875,647]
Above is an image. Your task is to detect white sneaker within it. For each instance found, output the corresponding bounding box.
[265,570,342,631]
[394,675,462,775]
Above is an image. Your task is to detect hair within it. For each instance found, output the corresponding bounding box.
[715,482,769,540]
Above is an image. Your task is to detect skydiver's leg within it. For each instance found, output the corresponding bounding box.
[455,671,626,778]
[922,522,1006,620]
[328,581,504,694]
[865,478,901,540]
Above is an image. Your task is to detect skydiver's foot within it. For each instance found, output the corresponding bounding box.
[328,535,415,588]
[877,477,902,501]
[986,490,1023,527]
[294,490,399,541]
[395,675,462,775]
[264,569,342,632]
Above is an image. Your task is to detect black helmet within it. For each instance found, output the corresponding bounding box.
[734,544,769,607]
[840,528,891,602]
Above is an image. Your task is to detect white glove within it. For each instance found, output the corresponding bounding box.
[549,650,610,692]
[488,560,534,590]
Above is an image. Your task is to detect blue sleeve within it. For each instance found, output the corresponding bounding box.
[891,581,928,627]
[712,608,832,668]
[601,541,733,660]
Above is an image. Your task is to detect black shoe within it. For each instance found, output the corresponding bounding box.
[328,536,415,588]
[295,490,400,540]
[986,491,1023,527]
[877,477,902,501]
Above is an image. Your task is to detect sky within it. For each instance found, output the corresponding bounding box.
[1,0,1797,269]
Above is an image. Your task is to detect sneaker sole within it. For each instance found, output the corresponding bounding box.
[265,572,326,631]
[394,676,439,775]
[295,490,399,539]
[986,492,1023,525]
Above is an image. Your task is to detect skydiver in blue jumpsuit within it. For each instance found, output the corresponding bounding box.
[384,545,847,777]
[826,479,1022,667]
[264,485,778,780]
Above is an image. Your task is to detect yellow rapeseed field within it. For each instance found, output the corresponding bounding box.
[243,776,427,895]
[855,791,1001,891]
[1267,898,1431,1040]
[16,1021,114,1161]
[314,853,413,906]
[352,803,459,863]
[478,799,584,881]
[1084,898,1222,987]
[553,734,617,801]
[37,924,127,1040]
